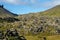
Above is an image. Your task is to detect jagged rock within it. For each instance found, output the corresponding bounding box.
[5,28,18,37]
[0,5,4,8]
[57,29,60,34]
[0,31,4,40]
[43,37,46,40]
[3,17,20,22]
[19,36,26,40]
[37,27,43,32]
[5,28,26,40]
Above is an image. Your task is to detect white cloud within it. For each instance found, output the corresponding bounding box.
[0,0,37,5]
[1,0,29,5]
[0,0,60,7]
[35,0,60,8]
[53,0,60,5]
[0,0,20,5]
[30,0,37,3]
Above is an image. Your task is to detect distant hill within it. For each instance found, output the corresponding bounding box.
[39,5,60,16]
[0,5,18,18]
[18,5,60,17]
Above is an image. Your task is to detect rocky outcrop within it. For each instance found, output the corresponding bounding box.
[0,28,26,40]
[0,17,20,22]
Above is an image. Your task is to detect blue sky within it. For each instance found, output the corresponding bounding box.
[0,0,60,14]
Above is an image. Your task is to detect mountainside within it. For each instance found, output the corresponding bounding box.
[39,5,60,16]
[17,5,60,35]
[0,5,60,40]
[18,5,60,24]
[0,5,18,18]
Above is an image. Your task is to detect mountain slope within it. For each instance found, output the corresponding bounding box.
[0,5,60,40]
[17,5,60,34]
[38,5,60,16]
[16,5,60,40]
[0,5,18,18]
[18,5,60,20]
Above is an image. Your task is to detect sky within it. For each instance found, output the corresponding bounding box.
[0,0,60,14]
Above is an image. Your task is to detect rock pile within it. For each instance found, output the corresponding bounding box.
[0,28,26,40]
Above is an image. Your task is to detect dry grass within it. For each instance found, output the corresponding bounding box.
[47,35,60,40]
[25,36,41,40]
[25,35,60,40]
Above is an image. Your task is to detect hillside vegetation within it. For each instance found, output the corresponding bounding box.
[0,5,60,40]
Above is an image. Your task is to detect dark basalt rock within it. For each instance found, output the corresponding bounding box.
[0,5,4,8]
[0,31,4,40]
[5,29,18,37]
[5,28,26,40]
[43,37,46,40]
[57,29,60,34]
[37,27,43,32]
[0,28,26,40]
[3,17,20,22]
[0,17,20,23]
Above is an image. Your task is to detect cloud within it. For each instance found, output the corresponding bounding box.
[30,0,37,3]
[0,0,60,7]
[0,0,19,5]
[0,0,37,5]
[53,0,60,5]
[0,0,27,5]
[34,0,60,8]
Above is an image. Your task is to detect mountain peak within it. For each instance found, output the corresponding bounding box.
[55,5,60,7]
[0,5,4,8]
[0,5,18,18]
[53,5,60,8]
